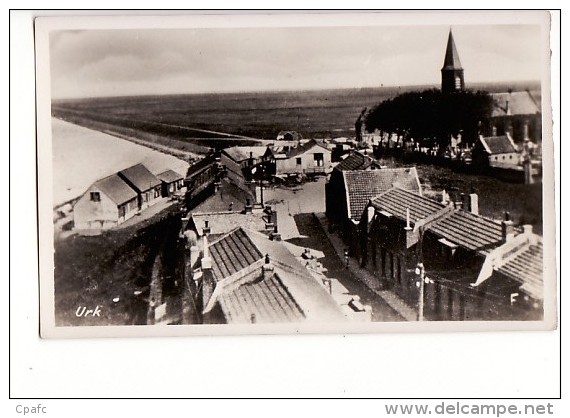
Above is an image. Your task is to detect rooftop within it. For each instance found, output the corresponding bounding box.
[371,187,443,223]
[156,169,184,184]
[442,30,463,70]
[479,135,519,155]
[189,211,270,237]
[222,146,268,162]
[335,150,380,172]
[491,91,541,117]
[118,163,161,192]
[93,173,138,206]
[497,239,543,300]
[344,167,422,220]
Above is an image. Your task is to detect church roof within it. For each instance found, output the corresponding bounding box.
[442,30,463,70]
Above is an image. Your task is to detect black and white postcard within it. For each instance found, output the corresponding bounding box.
[34,11,557,338]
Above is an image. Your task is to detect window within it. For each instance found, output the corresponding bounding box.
[119,205,126,218]
[314,153,324,167]
[90,192,101,202]
[296,157,302,166]
[455,75,462,89]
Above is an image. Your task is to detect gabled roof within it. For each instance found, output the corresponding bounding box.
[186,153,218,178]
[429,210,504,255]
[217,269,305,324]
[92,173,138,206]
[497,239,543,300]
[206,227,346,322]
[156,169,184,184]
[190,211,269,237]
[479,135,518,155]
[370,187,443,224]
[335,151,380,172]
[285,139,329,158]
[344,167,422,220]
[491,91,541,117]
[222,146,267,163]
[442,30,463,70]
[118,163,161,192]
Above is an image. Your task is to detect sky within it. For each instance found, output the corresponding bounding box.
[49,24,544,99]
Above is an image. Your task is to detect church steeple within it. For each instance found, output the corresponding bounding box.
[441,29,465,93]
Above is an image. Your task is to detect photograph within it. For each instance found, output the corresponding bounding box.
[34,11,557,338]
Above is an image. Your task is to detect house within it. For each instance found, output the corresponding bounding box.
[117,163,162,211]
[472,134,520,169]
[325,166,422,254]
[193,227,347,324]
[184,206,278,242]
[156,169,185,198]
[333,150,382,172]
[485,90,542,143]
[360,187,540,320]
[267,139,331,176]
[220,146,267,189]
[184,152,221,208]
[471,225,543,320]
[73,173,139,230]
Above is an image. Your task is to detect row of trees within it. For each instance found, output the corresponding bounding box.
[364,89,494,150]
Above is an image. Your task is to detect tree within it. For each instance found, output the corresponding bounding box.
[365,89,493,151]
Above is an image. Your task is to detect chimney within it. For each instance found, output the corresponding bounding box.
[492,126,497,136]
[523,120,530,140]
[202,219,211,236]
[522,224,533,235]
[244,198,253,214]
[441,189,448,205]
[201,234,215,308]
[501,212,515,243]
[461,193,469,212]
[505,99,511,116]
[262,253,274,280]
[270,225,281,241]
[469,193,479,215]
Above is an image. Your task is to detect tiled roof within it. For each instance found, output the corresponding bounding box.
[491,91,541,117]
[371,187,444,223]
[217,270,305,323]
[335,151,379,171]
[479,135,518,155]
[190,211,269,236]
[118,163,161,192]
[497,240,543,300]
[93,173,138,206]
[156,169,184,183]
[429,210,504,255]
[442,30,463,70]
[344,168,422,220]
[206,227,346,322]
[208,228,264,282]
[223,146,267,163]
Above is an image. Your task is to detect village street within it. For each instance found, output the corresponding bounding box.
[264,177,404,322]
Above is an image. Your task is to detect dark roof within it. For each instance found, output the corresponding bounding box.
[344,167,422,220]
[206,227,346,322]
[371,187,444,223]
[429,210,504,255]
[335,151,380,172]
[442,30,463,70]
[156,169,184,184]
[186,153,218,178]
[217,270,305,323]
[209,228,264,282]
[479,135,518,155]
[491,91,541,117]
[497,240,543,300]
[93,173,138,206]
[118,163,161,192]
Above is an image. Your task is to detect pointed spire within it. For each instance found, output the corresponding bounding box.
[442,29,463,70]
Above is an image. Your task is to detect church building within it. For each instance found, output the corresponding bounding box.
[441,29,465,94]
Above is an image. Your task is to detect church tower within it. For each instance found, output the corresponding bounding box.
[441,29,465,94]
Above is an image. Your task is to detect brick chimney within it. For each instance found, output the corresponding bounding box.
[262,253,274,280]
[270,225,281,241]
[244,198,253,214]
[501,212,515,243]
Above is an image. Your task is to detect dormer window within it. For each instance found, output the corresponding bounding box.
[438,237,458,259]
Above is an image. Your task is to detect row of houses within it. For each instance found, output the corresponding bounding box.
[74,163,184,230]
[179,204,371,324]
[325,151,543,320]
